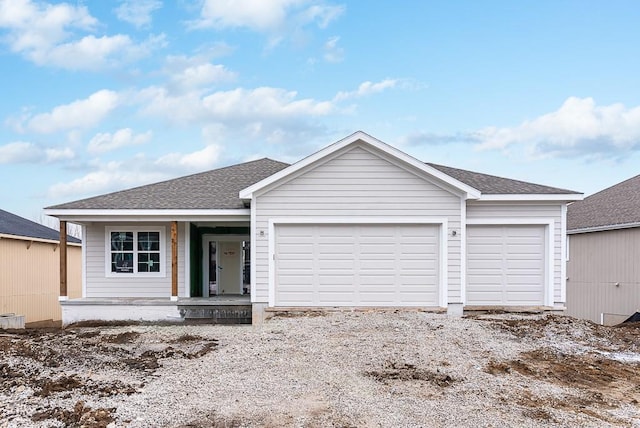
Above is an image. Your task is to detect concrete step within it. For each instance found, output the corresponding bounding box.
[177,305,252,324]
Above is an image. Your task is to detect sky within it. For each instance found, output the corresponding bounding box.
[1,0,640,223]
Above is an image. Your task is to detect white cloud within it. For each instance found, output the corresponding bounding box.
[48,145,222,199]
[32,33,166,71]
[300,3,344,28]
[195,0,295,31]
[45,147,74,162]
[192,0,344,47]
[0,141,41,163]
[474,97,640,159]
[156,144,221,171]
[88,128,152,154]
[114,0,161,28]
[323,35,343,63]
[334,79,399,102]
[164,54,237,92]
[138,85,334,124]
[0,0,97,47]
[201,87,334,119]
[0,0,164,70]
[0,141,74,164]
[26,90,120,134]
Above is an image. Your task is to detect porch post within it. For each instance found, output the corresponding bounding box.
[171,221,178,301]
[59,220,68,301]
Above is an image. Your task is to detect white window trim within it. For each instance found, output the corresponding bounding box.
[105,226,167,278]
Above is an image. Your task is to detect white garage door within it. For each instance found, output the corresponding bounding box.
[467,225,545,305]
[275,224,440,307]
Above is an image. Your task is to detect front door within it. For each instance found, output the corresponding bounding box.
[202,239,243,296]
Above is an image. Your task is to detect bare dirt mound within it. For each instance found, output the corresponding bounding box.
[0,327,218,426]
[483,315,640,424]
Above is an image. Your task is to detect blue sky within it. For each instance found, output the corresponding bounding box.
[1,0,640,222]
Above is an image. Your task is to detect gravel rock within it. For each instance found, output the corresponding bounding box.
[1,311,639,427]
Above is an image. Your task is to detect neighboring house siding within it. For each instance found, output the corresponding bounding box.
[566,228,640,324]
[466,202,564,304]
[84,222,185,297]
[0,237,81,324]
[253,146,462,304]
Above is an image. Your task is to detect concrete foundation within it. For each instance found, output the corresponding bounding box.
[61,299,182,326]
[447,303,464,317]
[0,313,25,329]
[252,303,269,325]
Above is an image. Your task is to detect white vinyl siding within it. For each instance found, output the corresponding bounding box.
[84,222,186,298]
[467,225,545,305]
[253,145,462,304]
[275,223,440,306]
[466,202,563,305]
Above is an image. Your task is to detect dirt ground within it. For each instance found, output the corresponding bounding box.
[0,313,639,427]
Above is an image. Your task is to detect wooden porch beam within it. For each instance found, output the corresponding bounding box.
[59,220,67,300]
[171,221,178,300]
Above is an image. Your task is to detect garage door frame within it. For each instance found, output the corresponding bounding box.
[268,217,449,308]
[465,218,554,307]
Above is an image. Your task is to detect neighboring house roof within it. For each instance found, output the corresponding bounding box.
[567,173,640,233]
[426,163,578,195]
[45,136,579,213]
[0,209,81,243]
[46,158,290,210]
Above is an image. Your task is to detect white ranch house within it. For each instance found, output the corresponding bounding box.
[45,132,582,325]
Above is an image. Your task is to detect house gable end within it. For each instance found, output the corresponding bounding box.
[240,131,481,201]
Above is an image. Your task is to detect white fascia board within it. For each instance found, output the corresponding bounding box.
[239,131,481,200]
[466,217,554,225]
[478,193,584,202]
[268,216,449,225]
[43,208,250,223]
[567,222,640,235]
[0,233,81,246]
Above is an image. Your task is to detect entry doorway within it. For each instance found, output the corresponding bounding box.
[202,237,250,297]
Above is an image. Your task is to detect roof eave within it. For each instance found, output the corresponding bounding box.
[0,233,81,246]
[477,193,584,202]
[43,208,251,223]
[568,222,640,234]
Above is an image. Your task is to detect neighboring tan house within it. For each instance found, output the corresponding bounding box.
[566,174,640,325]
[44,132,582,325]
[0,209,81,326]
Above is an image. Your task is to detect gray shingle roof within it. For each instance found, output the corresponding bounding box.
[0,209,81,243]
[567,174,640,232]
[47,158,290,210]
[47,156,580,213]
[427,163,579,194]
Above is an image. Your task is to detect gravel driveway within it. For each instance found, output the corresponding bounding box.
[1,311,639,427]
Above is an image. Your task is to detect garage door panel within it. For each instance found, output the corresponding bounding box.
[275,223,440,307]
[399,260,436,270]
[467,225,545,306]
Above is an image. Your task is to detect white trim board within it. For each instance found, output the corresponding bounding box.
[0,233,81,246]
[568,222,640,234]
[479,194,583,202]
